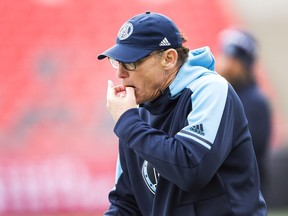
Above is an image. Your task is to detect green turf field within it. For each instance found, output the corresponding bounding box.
[269,210,288,216]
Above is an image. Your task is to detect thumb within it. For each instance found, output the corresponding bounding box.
[125,87,135,97]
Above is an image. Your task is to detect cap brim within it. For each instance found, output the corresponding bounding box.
[97,44,152,63]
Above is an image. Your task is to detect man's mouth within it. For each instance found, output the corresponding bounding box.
[125,85,136,89]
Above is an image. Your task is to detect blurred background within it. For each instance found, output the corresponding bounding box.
[0,0,287,215]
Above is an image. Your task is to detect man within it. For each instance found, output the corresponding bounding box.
[98,12,267,215]
[217,28,272,198]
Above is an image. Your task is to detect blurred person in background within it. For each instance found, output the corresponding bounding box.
[217,28,272,198]
[97,12,267,215]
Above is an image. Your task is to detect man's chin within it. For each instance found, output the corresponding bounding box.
[135,96,144,105]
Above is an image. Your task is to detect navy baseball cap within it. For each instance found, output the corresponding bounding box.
[218,28,257,67]
[97,12,182,63]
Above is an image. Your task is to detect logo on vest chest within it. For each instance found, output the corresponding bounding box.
[142,160,159,194]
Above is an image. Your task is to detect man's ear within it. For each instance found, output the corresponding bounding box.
[161,49,178,69]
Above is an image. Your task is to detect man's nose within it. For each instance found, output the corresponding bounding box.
[116,64,129,78]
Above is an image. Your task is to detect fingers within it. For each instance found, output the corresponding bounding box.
[108,80,128,95]
[106,80,137,122]
[108,80,114,88]
[114,86,126,94]
[107,80,114,99]
[107,80,114,94]
[107,80,127,97]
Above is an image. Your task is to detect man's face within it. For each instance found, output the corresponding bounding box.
[216,54,246,86]
[115,52,168,104]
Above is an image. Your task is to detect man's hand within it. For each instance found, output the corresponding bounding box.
[106,80,137,122]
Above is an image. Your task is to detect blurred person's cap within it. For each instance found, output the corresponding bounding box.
[97,12,182,63]
[218,28,257,67]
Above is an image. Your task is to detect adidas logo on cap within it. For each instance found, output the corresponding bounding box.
[159,37,171,46]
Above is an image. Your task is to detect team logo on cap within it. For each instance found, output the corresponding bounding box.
[117,22,133,40]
